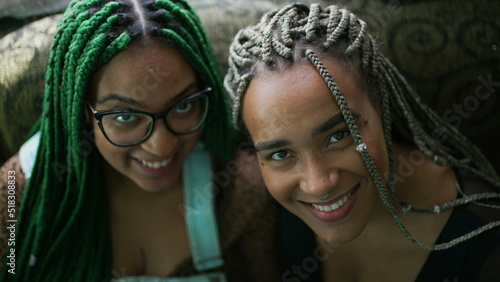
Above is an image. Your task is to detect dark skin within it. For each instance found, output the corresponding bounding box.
[321,143,457,281]
[107,169,189,276]
[242,58,458,281]
[90,42,200,276]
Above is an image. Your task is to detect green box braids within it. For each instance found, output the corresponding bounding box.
[1,0,238,280]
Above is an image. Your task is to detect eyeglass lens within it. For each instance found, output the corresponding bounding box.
[100,95,208,146]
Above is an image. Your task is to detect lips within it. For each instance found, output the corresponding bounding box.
[139,158,172,169]
[311,190,354,212]
[133,153,178,176]
[305,184,360,222]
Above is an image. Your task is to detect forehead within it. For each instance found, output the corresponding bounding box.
[241,57,374,145]
[89,41,196,102]
[243,58,364,122]
[97,41,191,79]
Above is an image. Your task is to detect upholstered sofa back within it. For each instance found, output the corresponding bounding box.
[1,0,499,173]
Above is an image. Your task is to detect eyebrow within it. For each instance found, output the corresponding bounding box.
[311,113,360,137]
[97,94,140,106]
[253,112,360,153]
[97,82,199,107]
[254,139,291,152]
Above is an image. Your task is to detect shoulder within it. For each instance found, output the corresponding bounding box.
[458,169,500,223]
[431,169,500,281]
[458,169,500,281]
[213,148,278,242]
[214,149,274,217]
[0,154,27,201]
[0,154,27,266]
[419,201,500,281]
[213,150,282,280]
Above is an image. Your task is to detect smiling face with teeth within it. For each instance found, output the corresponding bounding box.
[89,41,202,193]
[242,58,390,245]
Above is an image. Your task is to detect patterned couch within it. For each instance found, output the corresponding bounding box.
[1,0,499,174]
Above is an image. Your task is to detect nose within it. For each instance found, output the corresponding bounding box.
[140,120,178,156]
[299,156,340,198]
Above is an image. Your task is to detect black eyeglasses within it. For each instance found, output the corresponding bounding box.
[88,88,211,147]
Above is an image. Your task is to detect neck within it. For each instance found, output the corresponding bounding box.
[360,142,457,243]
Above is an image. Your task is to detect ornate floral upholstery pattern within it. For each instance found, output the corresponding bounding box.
[342,0,500,172]
[1,0,499,173]
[0,0,278,164]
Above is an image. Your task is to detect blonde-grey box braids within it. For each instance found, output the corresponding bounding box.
[224,3,500,251]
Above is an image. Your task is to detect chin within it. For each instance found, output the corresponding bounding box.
[314,225,364,246]
[134,174,181,193]
[299,208,368,247]
[137,183,167,193]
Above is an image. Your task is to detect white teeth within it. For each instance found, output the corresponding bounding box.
[140,158,172,169]
[312,191,353,212]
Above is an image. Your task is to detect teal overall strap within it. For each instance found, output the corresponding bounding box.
[182,143,224,272]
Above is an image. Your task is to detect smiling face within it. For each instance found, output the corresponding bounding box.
[242,58,389,244]
[89,41,202,193]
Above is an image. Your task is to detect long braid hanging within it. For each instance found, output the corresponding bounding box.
[1,0,236,280]
[157,0,237,158]
[224,3,500,251]
[7,1,117,279]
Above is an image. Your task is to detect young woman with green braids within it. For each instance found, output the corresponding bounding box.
[225,3,500,281]
[0,0,282,280]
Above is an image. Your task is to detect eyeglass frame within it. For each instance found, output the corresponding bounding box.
[87,87,212,147]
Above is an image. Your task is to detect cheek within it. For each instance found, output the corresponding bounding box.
[92,123,108,148]
[91,124,129,162]
[92,124,113,151]
[95,141,131,176]
[363,130,389,179]
[260,167,293,202]
[180,129,202,145]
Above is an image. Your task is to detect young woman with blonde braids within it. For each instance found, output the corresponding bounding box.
[225,3,500,281]
[0,0,282,280]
